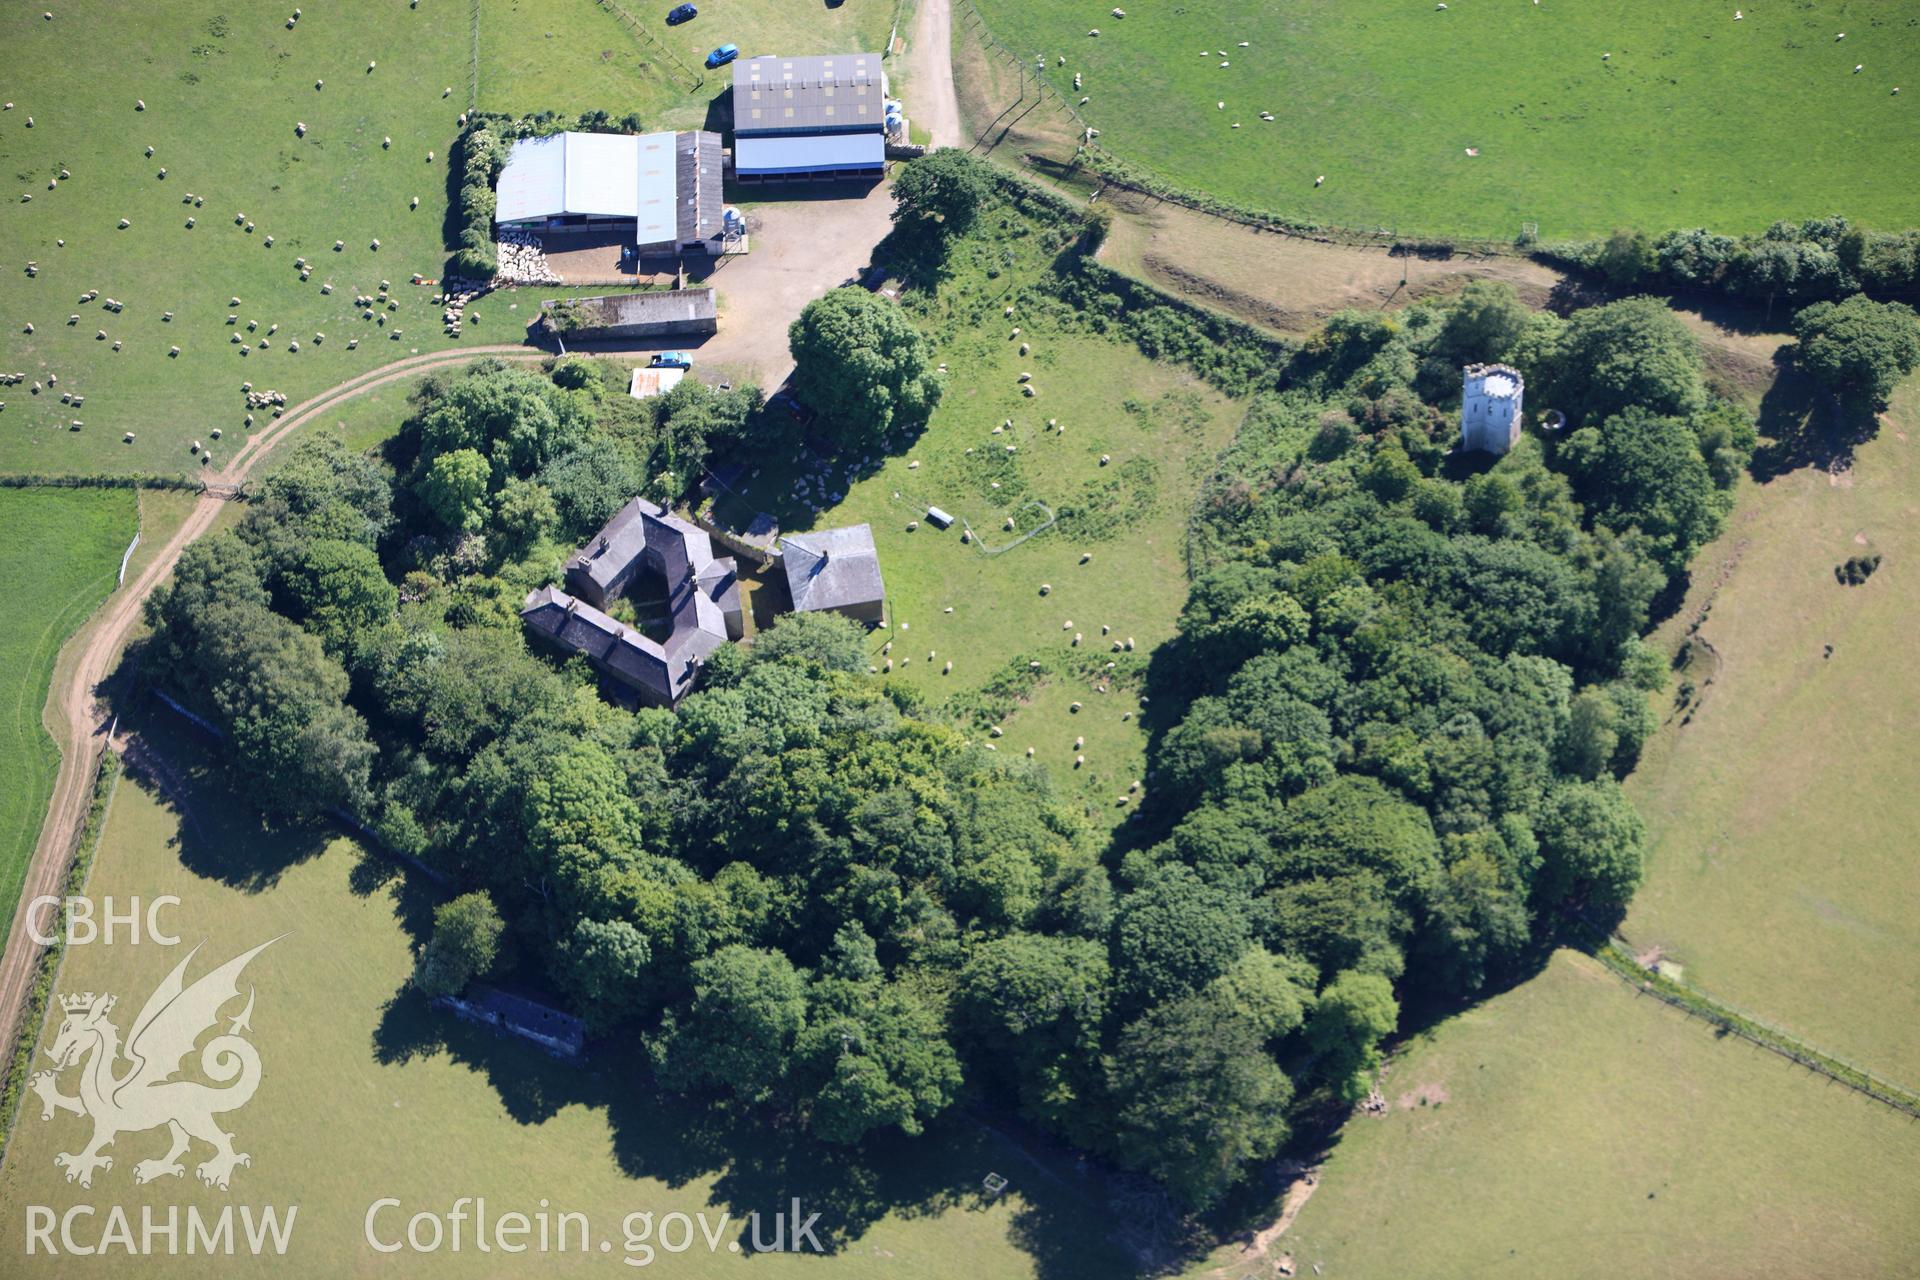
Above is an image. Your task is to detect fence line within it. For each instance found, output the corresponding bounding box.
[1571,917,1920,1122]
[469,0,481,112]
[955,0,1536,260]
[590,0,705,94]
[954,0,1091,137]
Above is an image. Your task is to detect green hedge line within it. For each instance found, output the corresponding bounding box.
[1585,929,1920,1119]
[0,473,204,491]
[447,122,504,280]
[1539,217,1920,309]
[0,753,119,1154]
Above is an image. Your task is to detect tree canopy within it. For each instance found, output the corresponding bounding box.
[788,289,945,446]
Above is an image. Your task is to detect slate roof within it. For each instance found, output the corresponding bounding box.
[732,53,887,136]
[528,496,740,704]
[780,524,885,613]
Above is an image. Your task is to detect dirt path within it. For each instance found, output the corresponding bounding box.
[0,344,541,1059]
[907,0,962,149]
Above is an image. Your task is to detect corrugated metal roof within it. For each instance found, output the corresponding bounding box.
[735,132,885,176]
[496,131,719,246]
[495,133,568,223]
[733,52,887,135]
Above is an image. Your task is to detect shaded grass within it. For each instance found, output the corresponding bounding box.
[970,0,1920,240]
[0,487,134,923]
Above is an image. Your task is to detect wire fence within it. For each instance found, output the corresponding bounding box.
[468,0,481,112]
[590,0,706,94]
[1571,916,1920,1122]
[954,0,1538,260]
[954,0,1092,137]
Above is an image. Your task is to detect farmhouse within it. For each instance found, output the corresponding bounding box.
[780,524,887,624]
[521,496,743,706]
[541,289,717,342]
[1461,363,1524,455]
[731,53,891,182]
[495,130,725,257]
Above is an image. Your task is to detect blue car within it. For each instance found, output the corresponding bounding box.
[665,4,696,25]
[705,42,739,69]
[651,351,694,369]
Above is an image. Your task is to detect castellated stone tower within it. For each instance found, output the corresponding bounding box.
[1461,363,1524,455]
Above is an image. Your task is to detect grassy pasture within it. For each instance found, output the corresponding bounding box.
[0,754,1130,1277]
[711,307,1238,832]
[1199,949,1920,1280]
[1623,389,1920,1082]
[968,0,1920,240]
[0,487,134,924]
[480,0,895,125]
[0,0,490,477]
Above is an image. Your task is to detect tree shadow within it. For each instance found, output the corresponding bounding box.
[370,990,1129,1274]
[109,688,333,892]
[1750,348,1882,481]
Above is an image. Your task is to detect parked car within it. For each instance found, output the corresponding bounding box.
[651,351,694,369]
[665,4,697,25]
[705,43,739,69]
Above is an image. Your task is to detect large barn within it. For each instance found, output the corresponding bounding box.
[494,129,725,257]
[730,53,892,183]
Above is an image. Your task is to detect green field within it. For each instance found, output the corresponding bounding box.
[1200,950,1920,1280]
[969,0,1920,240]
[0,0,493,477]
[1623,389,1920,1082]
[480,0,893,124]
[0,753,1129,1277]
[0,487,134,921]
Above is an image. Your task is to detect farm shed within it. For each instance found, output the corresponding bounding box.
[731,53,890,182]
[628,366,686,399]
[780,524,887,624]
[435,986,586,1060]
[496,130,725,256]
[542,288,717,342]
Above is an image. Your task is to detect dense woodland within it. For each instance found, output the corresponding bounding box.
[139,157,1811,1216]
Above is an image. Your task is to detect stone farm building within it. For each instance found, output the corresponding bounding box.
[495,130,725,258]
[731,53,890,182]
[521,496,743,706]
[541,288,717,343]
[780,524,887,625]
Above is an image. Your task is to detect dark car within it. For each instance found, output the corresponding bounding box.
[705,42,740,69]
[665,3,697,24]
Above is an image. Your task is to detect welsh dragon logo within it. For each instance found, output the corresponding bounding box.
[29,938,280,1191]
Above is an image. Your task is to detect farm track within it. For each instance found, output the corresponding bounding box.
[0,342,544,1063]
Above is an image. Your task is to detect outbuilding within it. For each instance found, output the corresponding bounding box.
[495,129,725,257]
[730,53,889,183]
[542,288,717,342]
[779,523,887,624]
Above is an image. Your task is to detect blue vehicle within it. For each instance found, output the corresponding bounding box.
[665,4,697,25]
[705,42,739,69]
[651,351,694,369]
